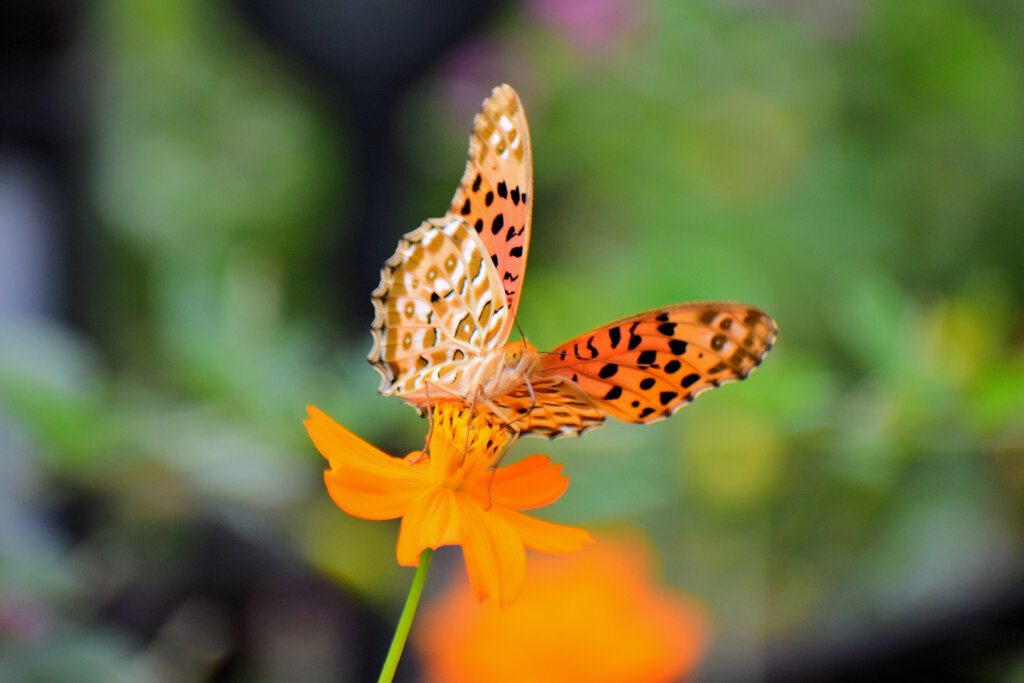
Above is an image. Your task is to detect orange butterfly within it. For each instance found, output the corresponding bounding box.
[369,85,777,438]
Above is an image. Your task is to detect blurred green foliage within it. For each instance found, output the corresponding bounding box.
[3,0,1024,679]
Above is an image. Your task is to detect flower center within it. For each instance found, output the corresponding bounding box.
[427,404,509,489]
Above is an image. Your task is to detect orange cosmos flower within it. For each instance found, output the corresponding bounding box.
[416,537,711,683]
[303,403,593,608]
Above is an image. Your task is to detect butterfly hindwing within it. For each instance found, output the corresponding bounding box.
[449,84,533,336]
[536,304,777,424]
[490,372,607,439]
[369,217,508,397]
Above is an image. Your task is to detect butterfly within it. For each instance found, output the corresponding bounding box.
[369,84,777,438]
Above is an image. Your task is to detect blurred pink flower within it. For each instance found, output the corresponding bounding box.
[528,0,646,54]
[439,38,534,124]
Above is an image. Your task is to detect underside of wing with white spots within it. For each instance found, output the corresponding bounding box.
[368,217,508,397]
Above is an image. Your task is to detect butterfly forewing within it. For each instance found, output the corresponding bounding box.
[537,304,777,425]
[449,84,533,335]
[369,217,508,396]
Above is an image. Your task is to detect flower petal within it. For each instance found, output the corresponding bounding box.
[489,507,594,554]
[458,498,527,608]
[396,488,464,566]
[304,406,414,479]
[323,467,423,520]
[485,455,570,510]
[414,536,710,683]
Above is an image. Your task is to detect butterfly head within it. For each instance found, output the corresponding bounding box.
[500,339,538,373]
[503,346,525,370]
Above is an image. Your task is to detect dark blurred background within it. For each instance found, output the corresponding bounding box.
[2,0,1024,680]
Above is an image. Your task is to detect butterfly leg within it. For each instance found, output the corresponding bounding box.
[413,380,469,464]
[477,397,524,510]
[494,371,538,433]
[486,426,521,510]
[481,372,535,508]
[410,382,438,465]
[456,389,483,467]
[521,372,538,425]
[474,374,537,506]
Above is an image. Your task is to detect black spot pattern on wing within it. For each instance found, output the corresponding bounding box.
[447,85,533,331]
[536,303,777,425]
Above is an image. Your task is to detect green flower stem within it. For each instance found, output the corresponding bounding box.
[378,548,433,683]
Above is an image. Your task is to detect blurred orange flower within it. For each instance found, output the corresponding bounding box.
[303,404,593,607]
[416,537,710,683]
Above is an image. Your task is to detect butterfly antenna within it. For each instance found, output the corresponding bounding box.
[513,318,530,346]
[534,347,682,373]
[536,349,591,361]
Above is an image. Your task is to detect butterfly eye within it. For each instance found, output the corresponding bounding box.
[503,347,522,368]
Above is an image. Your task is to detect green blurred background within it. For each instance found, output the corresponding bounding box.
[3,0,1024,680]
